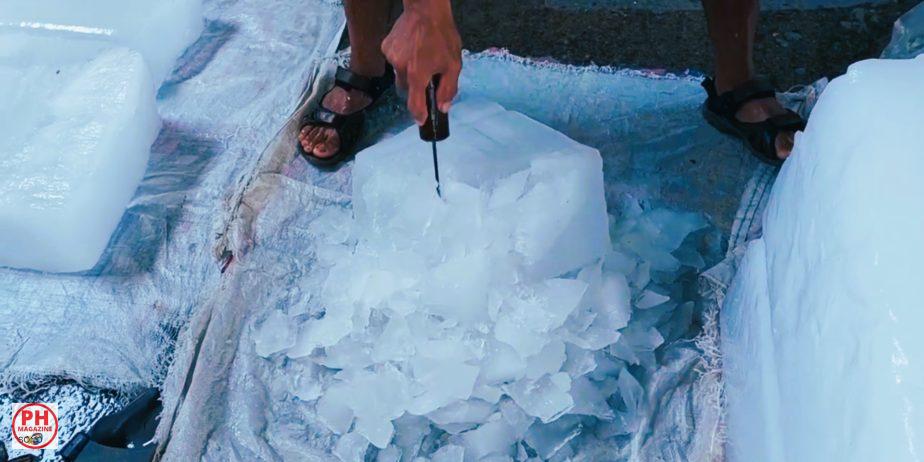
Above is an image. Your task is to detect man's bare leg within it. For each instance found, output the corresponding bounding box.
[299,0,393,158]
[702,0,796,159]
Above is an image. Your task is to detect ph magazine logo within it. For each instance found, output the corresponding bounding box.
[10,403,59,450]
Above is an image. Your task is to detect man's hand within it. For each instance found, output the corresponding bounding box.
[382,0,462,125]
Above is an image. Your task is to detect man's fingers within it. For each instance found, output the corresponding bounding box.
[394,65,408,93]
[407,72,429,126]
[436,62,461,113]
[381,34,406,90]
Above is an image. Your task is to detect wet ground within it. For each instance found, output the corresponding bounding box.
[453,0,918,88]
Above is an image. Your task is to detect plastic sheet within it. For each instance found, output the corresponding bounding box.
[156,50,790,461]
[0,0,344,392]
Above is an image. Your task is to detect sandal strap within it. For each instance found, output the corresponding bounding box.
[728,78,776,109]
[333,65,394,100]
[742,111,805,164]
[768,110,807,131]
[334,66,376,93]
[303,106,361,130]
[703,76,777,116]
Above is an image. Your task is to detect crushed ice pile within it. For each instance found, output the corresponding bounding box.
[722,57,924,462]
[0,0,202,272]
[255,100,710,460]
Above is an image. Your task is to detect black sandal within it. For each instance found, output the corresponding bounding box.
[701,77,806,166]
[298,64,394,168]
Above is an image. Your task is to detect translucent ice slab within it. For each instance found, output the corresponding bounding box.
[0,0,203,84]
[352,99,611,280]
[722,57,924,462]
[0,47,161,272]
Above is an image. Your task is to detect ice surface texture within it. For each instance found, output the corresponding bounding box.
[0,48,160,272]
[0,0,204,272]
[255,100,711,459]
[722,57,924,462]
[0,0,204,85]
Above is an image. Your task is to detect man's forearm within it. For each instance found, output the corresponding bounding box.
[401,0,453,17]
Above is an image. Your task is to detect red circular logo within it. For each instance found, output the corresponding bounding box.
[12,403,59,450]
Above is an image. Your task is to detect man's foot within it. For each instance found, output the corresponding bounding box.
[716,79,796,160]
[298,85,374,159]
[732,96,796,160]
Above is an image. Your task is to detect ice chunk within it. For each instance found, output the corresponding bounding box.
[371,316,416,363]
[882,2,924,59]
[569,377,616,420]
[392,415,430,455]
[616,369,643,421]
[722,57,924,461]
[407,356,479,415]
[431,444,465,462]
[317,387,355,435]
[505,373,574,423]
[635,289,669,310]
[561,345,597,377]
[615,208,707,273]
[0,47,160,272]
[347,367,413,448]
[427,399,495,431]
[454,418,517,461]
[479,340,527,385]
[292,374,323,402]
[352,99,609,280]
[376,447,401,462]
[0,0,203,84]
[523,416,583,460]
[524,340,566,379]
[253,310,295,357]
[334,432,369,462]
[494,279,588,357]
[498,399,535,437]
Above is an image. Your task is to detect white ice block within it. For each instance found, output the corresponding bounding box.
[0,47,161,272]
[722,57,924,462]
[352,99,610,280]
[0,0,203,84]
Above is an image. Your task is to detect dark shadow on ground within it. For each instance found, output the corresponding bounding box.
[452,0,917,88]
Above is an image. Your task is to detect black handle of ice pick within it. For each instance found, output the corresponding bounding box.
[419,75,449,142]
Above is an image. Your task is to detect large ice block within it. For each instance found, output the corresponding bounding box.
[722,57,924,461]
[0,47,161,272]
[352,99,610,280]
[0,0,203,84]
